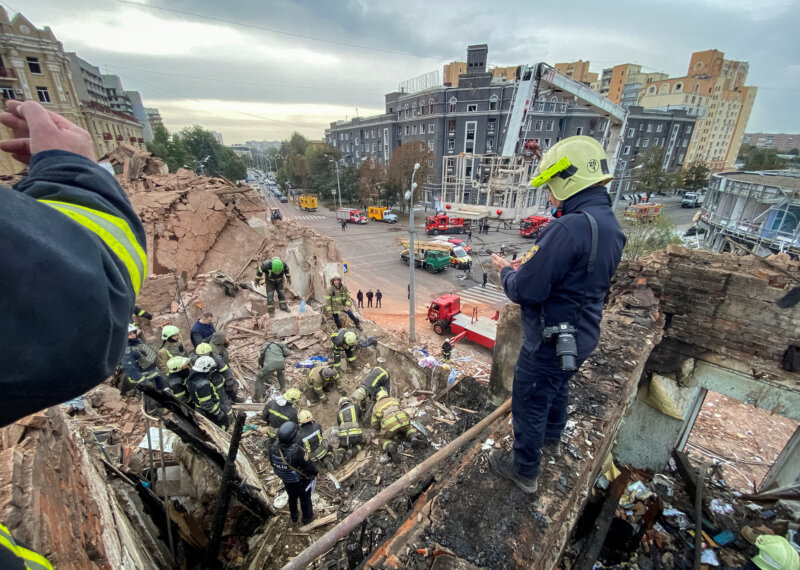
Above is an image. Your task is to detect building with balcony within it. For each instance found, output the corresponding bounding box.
[554,60,598,85]
[145,107,164,133]
[639,50,757,172]
[698,170,800,258]
[743,133,800,153]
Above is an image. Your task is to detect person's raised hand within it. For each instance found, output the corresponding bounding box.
[0,100,96,165]
[491,253,511,272]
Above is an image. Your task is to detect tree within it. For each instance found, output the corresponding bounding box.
[339,164,360,202]
[633,145,679,197]
[146,125,193,173]
[178,125,245,180]
[740,147,787,171]
[359,157,386,204]
[619,213,682,261]
[304,144,339,194]
[680,162,709,192]
[386,142,433,212]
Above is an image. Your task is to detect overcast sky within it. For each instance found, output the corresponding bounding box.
[16,0,800,144]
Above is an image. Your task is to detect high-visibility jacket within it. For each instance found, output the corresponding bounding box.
[187,371,228,426]
[133,305,152,319]
[325,284,352,313]
[360,367,390,397]
[256,259,291,283]
[305,366,339,395]
[167,369,191,404]
[156,340,186,377]
[262,400,298,436]
[371,397,411,434]
[337,403,363,439]
[1,150,146,426]
[297,421,328,461]
[0,522,53,569]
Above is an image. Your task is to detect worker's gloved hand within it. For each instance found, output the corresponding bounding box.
[286,277,291,284]
[0,100,97,164]
[142,311,153,320]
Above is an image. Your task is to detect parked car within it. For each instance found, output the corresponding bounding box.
[434,236,473,254]
[681,192,701,208]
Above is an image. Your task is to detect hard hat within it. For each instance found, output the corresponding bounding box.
[338,396,351,408]
[321,367,336,379]
[167,356,191,374]
[277,420,298,444]
[298,410,313,423]
[161,325,181,340]
[128,324,139,333]
[193,355,216,373]
[531,136,612,201]
[195,343,213,355]
[351,387,366,402]
[271,257,284,274]
[752,535,800,570]
[376,389,389,401]
[284,388,302,403]
[330,273,342,282]
[344,331,357,345]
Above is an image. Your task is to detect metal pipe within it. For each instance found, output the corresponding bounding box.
[281,398,512,570]
[145,418,155,484]
[203,411,247,569]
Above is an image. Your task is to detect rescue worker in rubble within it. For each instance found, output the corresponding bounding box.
[255,338,292,400]
[156,325,187,378]
[166,356,192,405]
[195,343,240,403]
[209,330,231,365]
[350,366,390,412]
[304,365,342,403]
[0,100,148,570]
[336,396,364,462]
[441,340,453,364]
[187,356,233,429]
[296,410,335,471]
[133,304,152,321]
[269,421,318,526]
[262,388,301,442]
[122,324,163,415]
[330,329,358,372]
[489,136,625,494]
[255,256,291,316]
[190,312,216,348]
[371,389,426,464]
[325,274,362,330]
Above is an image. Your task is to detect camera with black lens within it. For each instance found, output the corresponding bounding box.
[542,322,578,371]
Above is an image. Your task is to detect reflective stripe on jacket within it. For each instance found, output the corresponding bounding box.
[326,284,351,312]
[0,522,54,570]
[372,398,410,433]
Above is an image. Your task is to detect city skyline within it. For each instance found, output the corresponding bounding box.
[18,0,800,144]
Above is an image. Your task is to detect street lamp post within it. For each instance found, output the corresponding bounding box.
[406,163,421,343]
[612,164,643,208]
[325,155,343,209]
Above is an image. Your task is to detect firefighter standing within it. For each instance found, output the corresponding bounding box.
[325,274,361,330]
[195,342,240,403]
[370,389,426,463]
[255,339,292,400]
[337,397,364,462]
[122,324,163,415]
[187,356,233,429]
[262,388,301,441]
[304,365,342,403]
[330,329,358,371]
[256,257,291,316]
[156,325,187,378]
[269,421,318,526]
[441,341,452,363]
[296,410,335,471]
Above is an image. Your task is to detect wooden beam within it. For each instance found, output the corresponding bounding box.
[298,512,337,532]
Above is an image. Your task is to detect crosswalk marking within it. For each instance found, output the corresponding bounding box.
[457,283,509,307]
[285,214,326,221]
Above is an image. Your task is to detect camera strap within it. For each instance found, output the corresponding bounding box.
[573,211,598,327]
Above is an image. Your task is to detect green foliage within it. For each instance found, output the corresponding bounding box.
[386,141,434,212]
[304,144,338,194]
[680,162,709,192]
[146,124,244,179]
[619,213,682,261]
[738,145,787,170]
[789,148,799,156]
[359,157,386,203]
[339,164,360,202]
[633,145,680,196]
[147,125,192,173]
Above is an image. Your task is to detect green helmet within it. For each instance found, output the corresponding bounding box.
[271,257,284,274]
[298,410,313,423]
[195,343,213,355]
[161,325,181,340]
[530,135,613,201]
[338,396,351,408]
[284,388,302,403]
[321,367,336,379]
[344,331,357,345]
[752,535,799,570]
[167,356,191,374]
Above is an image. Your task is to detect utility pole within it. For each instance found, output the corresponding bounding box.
[407,163,421,343]
[325,155,343,209]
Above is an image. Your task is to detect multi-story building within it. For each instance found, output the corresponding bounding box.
[639,49,757,172]
[554,60,598,84]
[145,107,164,133]
[610,106,697,198]
[0,9,83,173]
[124,90,154,142]
[101,74,134,115]
[443,45,517,87]
[698,170,800,257]
[211,131,224,145]
[66,54,108,106]
[743,133,800,153]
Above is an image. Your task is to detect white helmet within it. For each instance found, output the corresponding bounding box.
[193,355,216,373]
[330,273,342,283]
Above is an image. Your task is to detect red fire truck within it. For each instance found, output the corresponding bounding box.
[336,208,367,224]
[519,215,551,239]
[427,294,498,349]
[425,214,466,235]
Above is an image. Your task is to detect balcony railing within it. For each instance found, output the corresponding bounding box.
[0,68,17,79]
[116,134,124,141]
[103,133,113,141]
[129,137,137,143]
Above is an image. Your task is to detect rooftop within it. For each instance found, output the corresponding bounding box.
[718,170,800,191]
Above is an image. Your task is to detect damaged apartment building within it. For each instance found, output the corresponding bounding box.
[1,146,799,569]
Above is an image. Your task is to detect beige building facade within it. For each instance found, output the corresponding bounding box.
[639,49,757,172]
[743,133,800,152]
[0,8,146,174]
[554,60,598,84]
[443,61,517,86]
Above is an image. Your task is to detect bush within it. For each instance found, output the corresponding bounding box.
[619,213,682,261]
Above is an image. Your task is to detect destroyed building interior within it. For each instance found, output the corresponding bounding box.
[2,146,799,570]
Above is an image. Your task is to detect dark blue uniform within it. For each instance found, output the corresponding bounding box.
[0,150,146,427]
[500,186,624,479]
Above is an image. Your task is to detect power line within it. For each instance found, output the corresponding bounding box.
[116,0,445,61]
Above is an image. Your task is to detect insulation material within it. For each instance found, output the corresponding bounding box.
[642,374,685,420]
